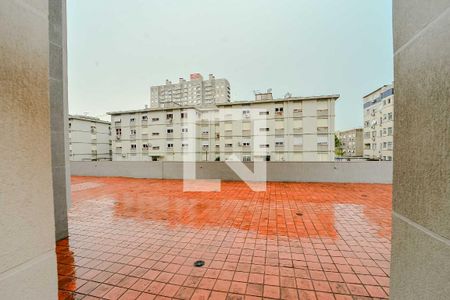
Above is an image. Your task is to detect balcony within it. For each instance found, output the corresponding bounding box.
[317,109,329,118]
[317,126,328,134]
[242,130,251,136]
[224,130,233,137]
[293,144,303,151]
[275,112,284,118]
[293,128,303,134]
[293,110,303,118]
[317,143,329,151]
[275,128,284,135]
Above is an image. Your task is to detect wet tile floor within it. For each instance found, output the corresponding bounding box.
[57,176,392,300]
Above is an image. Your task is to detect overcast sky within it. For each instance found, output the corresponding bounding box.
[67,0,393,130]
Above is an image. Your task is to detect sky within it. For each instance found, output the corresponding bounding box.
[67,0,393,131]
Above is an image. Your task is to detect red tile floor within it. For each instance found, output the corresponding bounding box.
[57,177,392,300]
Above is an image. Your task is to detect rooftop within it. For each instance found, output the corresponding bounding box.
[58,176,391,300]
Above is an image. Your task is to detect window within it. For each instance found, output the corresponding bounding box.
[130,129,136,135]
[182,143,188,148]
[142,115,148,121]
[293,137,303,146]
[131,144,137,150]
[116,128,121,135]
[259,111,269,115]
[182,127,188,133]
[142,144,149,149]
[317,136,328,144]
[259,128,270,132]
[130,118,135,122]
[181,112,187,119]
[275,141,284,146]
[152,132,159,136]
[152,146,160,150]
[388,127,393,136]
[167,143,174,148]
[225,143,233,148]
[242,142,250,147]
[243,155,251,162]
[275,107,283,115]
[166,113,173,119]
[259,144,269,148]
[152,117,159,122]
[388,112,393,120]
[167,128,173,134]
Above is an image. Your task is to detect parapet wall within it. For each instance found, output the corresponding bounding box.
[71,161,392,184]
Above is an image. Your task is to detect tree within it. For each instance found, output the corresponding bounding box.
[335,135,344,157]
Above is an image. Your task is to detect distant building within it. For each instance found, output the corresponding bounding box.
[150,73,230,108]
[108,92,339,162]
[68,115,111,161]
[363,84,394,160]
[336,128,364,157]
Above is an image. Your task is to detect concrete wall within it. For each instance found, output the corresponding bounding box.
[49,0,70,241]
[0,0,58,298]
[391,1,450,299]
[71,161,393,183]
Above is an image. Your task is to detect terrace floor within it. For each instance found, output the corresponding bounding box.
[57,177,392,300]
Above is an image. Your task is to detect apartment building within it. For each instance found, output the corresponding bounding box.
[336,128,364,157]
[108,92,339,162]
[150,73,230,108]
[363,84,394,160]
[68,115,111,161]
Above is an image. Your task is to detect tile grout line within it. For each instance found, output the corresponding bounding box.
[393,211,450,246]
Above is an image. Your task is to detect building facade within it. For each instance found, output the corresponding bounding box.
[109,93,339,162]
[150,73,230,108]
[68,115,111,161]
[363,84,394,160]
[336,128,364,157]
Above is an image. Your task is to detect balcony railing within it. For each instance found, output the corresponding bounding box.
[242,130,251,136]
[224,130,233,136]
[293,128,303,134]
[293,145,303,151]
[293,110,303,118]
[317,109,329,118]
[275,129,284,135]
[317,143,329,151]
[317,127,328,134]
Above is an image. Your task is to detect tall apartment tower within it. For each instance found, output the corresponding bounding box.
[362,84,394,160]
[150,73,230,108]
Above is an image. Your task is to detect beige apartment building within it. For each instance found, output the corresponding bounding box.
[363,84,394,160]
[336,128,364,157]
[108,92,339,162]
[150,73,230,108]
[68,115,111,161]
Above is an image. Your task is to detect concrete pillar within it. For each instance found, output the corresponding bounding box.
[49,0,71,241]
[0,0,58,299]
[391,1,450,299]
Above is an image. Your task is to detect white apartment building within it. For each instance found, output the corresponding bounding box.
[68,115,111,161]
[150,73,230,108]
[108,93,339,162]
[336,128,364,157]
[363,84,394,160]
